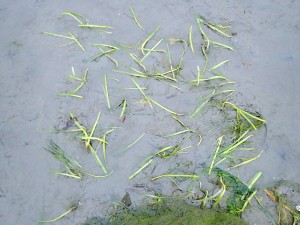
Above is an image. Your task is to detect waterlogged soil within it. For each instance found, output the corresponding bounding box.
[0,1,300,225]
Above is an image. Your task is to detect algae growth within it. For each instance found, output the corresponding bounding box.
[82,200,248,225]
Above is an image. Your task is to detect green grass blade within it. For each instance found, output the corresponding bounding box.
[209,60,231,71]
[61,11,87,24]
[42,31,73,40]
[103,74,110,109]
[36,204,77,223]
[68,32,86,52]
[229,151,264,169]
[210,40,234,51]
[140,38,163,62]
[130,6,144,30]
[208,136,223,175]
[152,174,199,181]
[189,25,195,54]
[190,89,216,118]
[247,171,262,190]
[141,25,160,55]
[147,97,183,116]
[78,24,114,29]
[129,158,153,180]
[205,22,232,38]
[120,99,127,118]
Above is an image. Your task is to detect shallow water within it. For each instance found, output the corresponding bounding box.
[0,1,299,225]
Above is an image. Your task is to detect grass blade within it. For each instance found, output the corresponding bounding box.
[130,6,144,30]
[78,24,114,29]
[209,60,231,71]
[129,158,153,180]
[61,11,87,24]
[152,174,199,181]
[103,74,110,109]
[36,204,78,223]
[189,25,195,54]
[141,25,160,55]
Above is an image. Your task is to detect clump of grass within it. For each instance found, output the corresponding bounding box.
[45,139,82,179]
[222,101,266,136]
[69,112,111,175]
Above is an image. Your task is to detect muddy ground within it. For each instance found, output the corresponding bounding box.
[0,1,299,225]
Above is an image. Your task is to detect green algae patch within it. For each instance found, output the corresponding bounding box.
[82,200,248,225]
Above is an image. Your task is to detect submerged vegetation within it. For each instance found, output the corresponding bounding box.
[37,6,293,225]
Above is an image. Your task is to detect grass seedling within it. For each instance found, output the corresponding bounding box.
[132,78,183,115]
[113,69,148,78]
[203,20,232,38]
[208,136,223,175]
[102,74,111,109]
[141,25,160,55]
[45,139,82,179]
[91,44,119,67]
[152,174,199,181]
[223,101,266,131]
[164,114,202,145]
[209,60,231,71]
[210,40,235,51]
[36,203,78,223]
[119,98,127,119]
[228,150,264,169]
[189,25,195,54]
[129,6,144,30]
[78,24,114,29]
[166,43,175,79]
[61,11,87,24]
[42,31,85,52]
[102,129,114,165]
[211,130,254,169]
[155,145,191,158]
[190,89,216,118]
[59,68,88,99]
[140,38,163,62]
[129,53,147,72]
[129,158,153,180]
[70,113,109,175]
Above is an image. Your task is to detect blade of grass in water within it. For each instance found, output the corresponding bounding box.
[228,150,264,169]
[78,24,114,29]
[208,136,224,175]
[209,60,231,71]
[61,11,87,24]
[119,98,127,119]
[129,53,147,72]
[36,204,78,223]
[129,158,153,180]
[141,25,160,55]
[58,68,88,99]
[152,174,199,181]
[190,89,216,118]
[189,25,195,54]
[140,38,163,62]
[204,22,232,38]
[129,6,144,30]
[103,74,110,109]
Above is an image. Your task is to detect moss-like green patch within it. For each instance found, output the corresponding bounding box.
[82,200,248,225]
